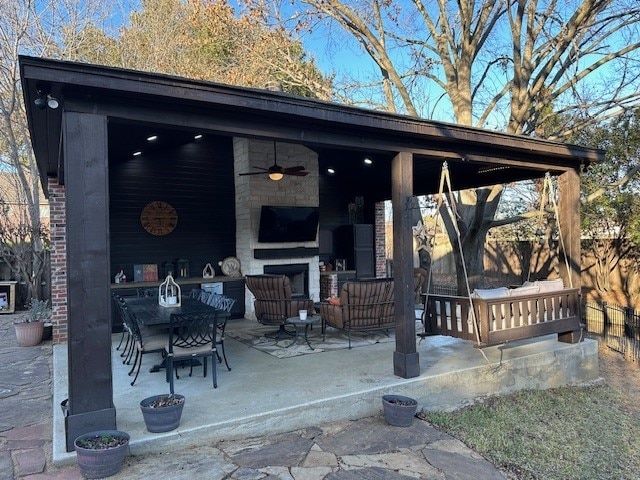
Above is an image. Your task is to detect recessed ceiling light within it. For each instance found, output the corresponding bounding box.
[133,151,142,156]
[327,168,335,174]
[364,157,373,165]
[194,134,203,140]
[146,135,158,142]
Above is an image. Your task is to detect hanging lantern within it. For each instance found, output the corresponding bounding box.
[158,274,181,308]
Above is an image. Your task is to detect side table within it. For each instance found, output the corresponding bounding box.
[285,315,321,350]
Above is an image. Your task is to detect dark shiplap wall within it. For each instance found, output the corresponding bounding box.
[109,134,363,280]
[109,135,236,280]
[317,174,376,263]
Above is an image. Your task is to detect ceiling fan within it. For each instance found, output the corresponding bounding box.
[238,141,309,181]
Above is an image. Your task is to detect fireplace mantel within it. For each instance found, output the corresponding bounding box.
[254,247,320,259]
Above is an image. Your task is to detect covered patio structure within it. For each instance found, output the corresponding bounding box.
[20,56,602,453]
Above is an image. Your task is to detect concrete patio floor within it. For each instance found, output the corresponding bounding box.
[52,318,599,466]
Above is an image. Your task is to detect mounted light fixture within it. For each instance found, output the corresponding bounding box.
[146,135,158,142]
[327,168,335,175]
[34,84,59,110]
[363,157,373,165]
[34,96,46,110]
[268,171,284,181]
[46,94,59,109]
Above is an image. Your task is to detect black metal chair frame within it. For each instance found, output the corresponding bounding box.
[165,312,219,394]
[119,303,168,386]
[203,294,236,371]
[113,295,138,364]
[112,294,131,355]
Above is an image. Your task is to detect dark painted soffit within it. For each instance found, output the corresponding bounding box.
[19,55,604,191]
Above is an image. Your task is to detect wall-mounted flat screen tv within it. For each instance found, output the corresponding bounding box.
[258,205,320,243]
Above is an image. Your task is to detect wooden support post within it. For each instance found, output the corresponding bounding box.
[63,111,116,451]
[558,168,582,343]
[392,151,420,378]
[558,169,581,290]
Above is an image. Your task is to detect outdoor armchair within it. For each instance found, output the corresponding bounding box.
[320,278,395,348]
[245,274,314,338]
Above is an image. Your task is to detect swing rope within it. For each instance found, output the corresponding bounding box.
[528,173,573,288]
[422,162,485,351]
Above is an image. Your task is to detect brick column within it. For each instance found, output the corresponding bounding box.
[48,178,67,344]
[374,201,387,278]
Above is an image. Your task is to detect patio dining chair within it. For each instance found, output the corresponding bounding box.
[198,290,212,304]
[165,312,219,394]
[120,305,169,386]
[112,294,131,355]
[203,294,236,371]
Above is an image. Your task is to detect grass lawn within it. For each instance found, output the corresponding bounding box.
[419,385,640,480]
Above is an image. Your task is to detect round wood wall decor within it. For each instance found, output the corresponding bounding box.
[140,201,178,236]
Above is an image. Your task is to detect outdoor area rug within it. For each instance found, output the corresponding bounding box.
[225,317,398,358]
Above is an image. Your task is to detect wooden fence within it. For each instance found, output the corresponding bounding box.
[584,301,640,362]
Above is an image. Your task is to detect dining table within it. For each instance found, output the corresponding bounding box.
[122,296,228,372]
[123,296,229,327]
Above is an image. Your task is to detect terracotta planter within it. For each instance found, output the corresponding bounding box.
[382,394,418,427]
[14,321,44,347]
[74,430,129,479]
[140,394,185,432]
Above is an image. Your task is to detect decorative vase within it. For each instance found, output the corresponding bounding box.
[74,430,130,479]
[382,394,418,427]
[14,321,45,347]
[140,394,185,433]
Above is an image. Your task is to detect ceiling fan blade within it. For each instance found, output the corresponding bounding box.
[283,165,305,172]
[285,170,309,176]
[238,171,269,176]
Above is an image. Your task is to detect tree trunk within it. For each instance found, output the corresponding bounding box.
[439,186,502,294]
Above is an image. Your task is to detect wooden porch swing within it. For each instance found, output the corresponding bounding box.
[420,165,583,348]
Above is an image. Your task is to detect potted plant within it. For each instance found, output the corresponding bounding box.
[382,394,418,427]
[74,430,130,479]
[13,299,51,346]
[140,394,185,432]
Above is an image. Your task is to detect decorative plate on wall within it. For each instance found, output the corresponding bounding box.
[140,201,178,236]
[219,257,242,277]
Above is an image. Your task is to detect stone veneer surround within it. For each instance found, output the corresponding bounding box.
[234,138,320,318]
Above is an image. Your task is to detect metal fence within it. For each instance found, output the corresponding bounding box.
[584,301,640,362]
[430,284,458,296]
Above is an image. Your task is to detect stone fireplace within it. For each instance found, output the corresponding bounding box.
[233,138,320,318]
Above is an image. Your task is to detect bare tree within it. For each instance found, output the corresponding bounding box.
[277,0,640,289]
[0,0,116,301]
[0,175,49,300]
